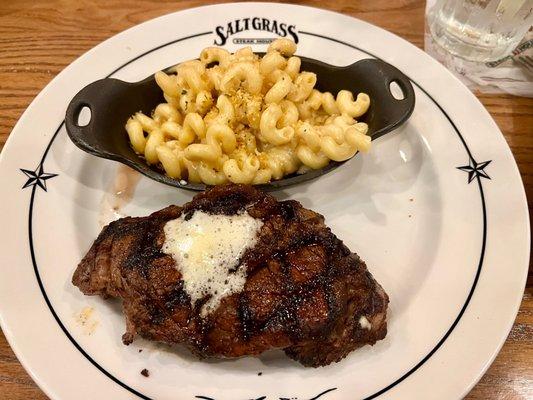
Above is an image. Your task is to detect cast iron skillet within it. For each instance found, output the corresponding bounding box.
[65,56,415,191]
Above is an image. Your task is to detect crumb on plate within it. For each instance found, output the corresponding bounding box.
[75,306,98,335]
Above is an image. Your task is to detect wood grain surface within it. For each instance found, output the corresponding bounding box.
[0,1,531,399]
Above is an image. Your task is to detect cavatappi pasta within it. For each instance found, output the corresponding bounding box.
[125,39,371,185]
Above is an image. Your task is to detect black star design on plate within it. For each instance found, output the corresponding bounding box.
[457,159,491,184]
[20,164,58,191]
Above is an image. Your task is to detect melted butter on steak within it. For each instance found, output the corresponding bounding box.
[162,210,263,316]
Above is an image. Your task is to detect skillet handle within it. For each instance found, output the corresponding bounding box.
[65,79,127,157]
[349,59,415,141]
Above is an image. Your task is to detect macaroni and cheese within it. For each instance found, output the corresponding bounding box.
[125,39,371,185]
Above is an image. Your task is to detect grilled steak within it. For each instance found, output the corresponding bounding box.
[73,184,388,367]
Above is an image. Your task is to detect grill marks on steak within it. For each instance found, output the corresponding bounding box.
[72,185,388,367]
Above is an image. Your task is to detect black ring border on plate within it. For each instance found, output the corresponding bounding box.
[24,30,488,400]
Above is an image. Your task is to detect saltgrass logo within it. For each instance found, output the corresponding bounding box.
[214,18,299,46]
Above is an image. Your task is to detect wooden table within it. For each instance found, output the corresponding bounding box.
[0,1,531,399]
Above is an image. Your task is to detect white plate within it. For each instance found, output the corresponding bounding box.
[0,3,529,400]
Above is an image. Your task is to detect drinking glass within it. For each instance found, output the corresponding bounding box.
[428,0,533,62]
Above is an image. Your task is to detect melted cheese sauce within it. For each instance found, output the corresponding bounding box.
[162,210,263,317]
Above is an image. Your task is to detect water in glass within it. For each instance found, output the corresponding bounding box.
[428,0,533,62]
